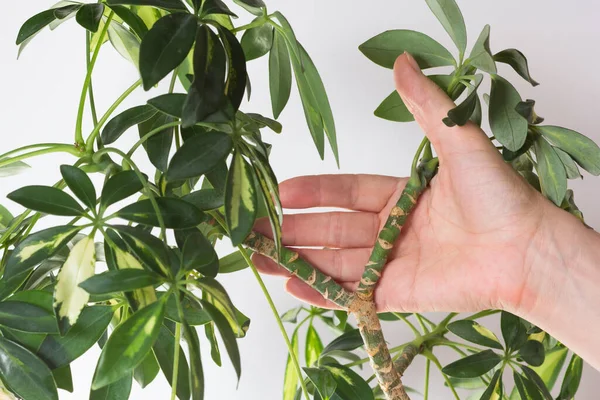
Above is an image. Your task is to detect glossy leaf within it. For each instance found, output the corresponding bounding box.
[108,21,141,69]
[501,311,529,351]
[218,250,250,274]
[0,337,58,400]
[225,151,257,246]
[4,226,80,279]
[0,298,58,334]
[321,329,363,355]
[201,0,237,17]
[140,13,197,90]
[531,345,568,391]
[100,170,145,209]
[283,328,300,400]
[521,365,552,400]
[53,364,73,393]
[241,21,273,61]
[494,49,539,86]
[441,350,502,378]
[183,189,224,211]
[519,340,545,367]
[138,113,176,172]
[0,204,13,230]
[153,324,191,400]
[148,93,186,118]
[54,236,96,334]
[359,30,454,69]
[201,301,241,381]
[305,325,324,367]
[60,165,97,210]
[38,306,113,369]
[76,4,105,32]
[116,197,205,229]
[109,5,149,38]
[489,75,527,151]
[425,0,467,56]
[269,30,292,119]
[534,137,568,206]
[447,320,503,350]
[80,270,163,295]
[90,374,133,400]
[167,132,233,181]
[557,354,583,400]
[469,25,496,73]
[182,231,218,276]
[111,225,171,277]
[233,0,265,16]
[304,367,337,400]
[93,299,165,389]
[480,369,503,400]
[16,9,57,45]
[133,351,160,388]
[219,26,247,112]
[106,0,187,12]
[554,148,581,179]
[101,105,158,145]
[536,125,600,176]
[163,292,211,326]
[322,364,374,400]
[444,74,483,126]
[183,322,204,400]
[8,186,84,216]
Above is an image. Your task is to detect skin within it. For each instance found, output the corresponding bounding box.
[253,53,600,370]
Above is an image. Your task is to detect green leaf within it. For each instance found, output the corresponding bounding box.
[54,236,97,334]
[304,367,337,400]
[101,105,158,145]
[153,324,191,400]
[183,189,224,211]
[480,369,503,400]
[489,75,528,151]
[444,74,483,127]
[225,150,258,246]
[533,137,568,206]
[554,148,581,180]
[519,340,545,367]
[269,30,292,119]
[101,171,145,209]
[90,374,132,400]
[0,160,31,177]
[283,328,300,400]
[183,322,204,400]
[447,320,503,350]
[536,125,600,176]
[108,21,141,69]
[116,197,205,229]
[140,13,198,90]
[138,112,176,172]
[4,225,80,279]
[8,186,84,216]
[163,292,211,326]
[16,9,57,45]
[38,306,114,369]
[557,354,583,400]
[305,325,324,367]
[281,307,302,324]
[200,301,241,382]
[247,113,283,133]
[60,165,97,210]
[501,311,529,352]
[468,25,496,73]
[205,321,222,366]
[233,0,265,16]
[80,270,163,295]
[470,95,482,126]
[425,0,467,56]
[148,93,186,118]
[242,21,273,61]
[0,337,58,400]
[0,298,58,334]
[530,345,567,391]
[218,25,247,112]
[322,364,374,400]
[106,0,187,12]
[52,364,73,393]
[441,350,502,378]
[93,299,165,389]
[194,278,237,323]
[111,225,171,277]
[359,30,455,69]
[494,49,539,86]
[515,99,544,125]
[321,329,363,356]
[109,5,149,38]
[182,231,218,276]
[167,132,233,181]
[0,204,13,230]
[217,250,250,274]
[76,4,105,32]
[201,0,237,17]
[514,371,544,400]
[133,350,160,388]
[521,365,552,400]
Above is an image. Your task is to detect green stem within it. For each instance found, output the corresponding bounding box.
[434,339,483,353]
[0,146,82,168]
[85,79,142,152]
[411,137,430,179]
[237,246,311,400]
[231,17,267,33]
[86,31,99,127]
[425,350,460,400]
[76,12,114,145]
[0,143,77,160]
[396,313,421,337]
[424,359,430,400]
[466,309,500,320]
[171,297,184,400]
[127,121,181,157]
[415,314,430,334]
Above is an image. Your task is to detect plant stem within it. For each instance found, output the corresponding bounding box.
[237,246,311,400]
[232,17,267,33]
[86,31,99,127]
[415,314,430,334]
[396,313,421,337]
[424,359,430,400]
[0,146,82,168]
[171,322,182,400]
[85,79,143,152]
[127,121,182,157]
[0,143,78,160]
[466,309,500,320]
[75,12,114,145]
[425,350,460,400]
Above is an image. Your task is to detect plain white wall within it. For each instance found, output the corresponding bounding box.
[1,0,599,399]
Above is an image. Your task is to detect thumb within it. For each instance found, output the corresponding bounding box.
[393,52,494,161]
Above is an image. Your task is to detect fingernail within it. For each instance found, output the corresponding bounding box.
[403,52,421,73]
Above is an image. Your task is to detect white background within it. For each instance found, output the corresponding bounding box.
[1,0,600,399]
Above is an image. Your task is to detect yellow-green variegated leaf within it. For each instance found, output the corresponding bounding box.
[447,320,503,350]
[113,244,157,309]
[283,328,300,400]
[225,151,257,246]
[54,236,96,334]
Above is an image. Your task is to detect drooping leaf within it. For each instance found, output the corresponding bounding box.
[8,186,84,216]
[304,367,337,400]
[54,236,96,334]
[305,325,324,367]
[92,299,165,389]
[283,328,300,400]
[133,350,160,388]
[359,30,455,69]
[501,311,529,352]
[106,0,187,12]
[247,113,283,133]
[38,305,114,369]
[494,49,539,86]
[233,0,265,16]
[217,250,251,274]
[480,369,503,400]
[443,74,483,127]
[52,364,74,393]
[269,30,292,119]
[322,364,375,400]
[241,21,273,61]
[16,9,57,45]
[554,148,581,179]
[79,270,164,295]
[425,0,467,56]
[441,350,502,378]
[536,125,600,176]
[533,137,568,206]
[182,231,219,277]
[515,99,544,124]
[76,4,105,32]
[167,132,233,181]
[557,354,583,400]
[101,105,158,145]
[205,321,222,367]
[153,325,191,400]
[100,170,145,210]
[0,337,58,400]
[116,197,205,229]
[489,75,528,151]
[225,150,258,246]
[60,165,97,210]
[447,320,503,350]
[139,13,198,90]
[90,374,133,400]
[218,25,247,112]
[138,112,176,172]
[183,322,204,400]
[468,25,496,73]
[531,345,568,391]
[521,365,553,400]
[519,340,545,367]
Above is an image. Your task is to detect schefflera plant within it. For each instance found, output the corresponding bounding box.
[1,0,339,399]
